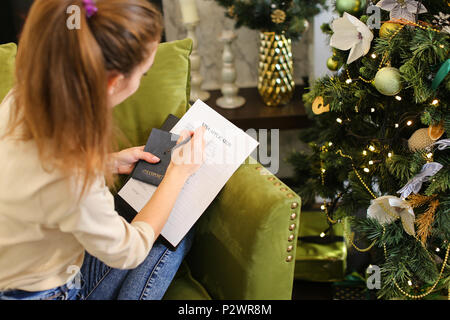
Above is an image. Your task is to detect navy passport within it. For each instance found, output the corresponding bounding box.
[132,116,181,186]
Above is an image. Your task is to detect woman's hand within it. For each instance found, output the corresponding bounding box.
[132,126,206,238]
[165,126,206,181]
[111,146,160,175]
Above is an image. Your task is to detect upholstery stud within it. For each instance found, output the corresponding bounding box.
[286,255,293,262]
[290,202,298,209]
[290,213,297,220]
[288,234,295,241]
[289,223,296,231]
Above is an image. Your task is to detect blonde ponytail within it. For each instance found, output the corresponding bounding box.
[6,0,163,198]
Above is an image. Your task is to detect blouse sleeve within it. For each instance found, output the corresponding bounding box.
[41,175,155,269]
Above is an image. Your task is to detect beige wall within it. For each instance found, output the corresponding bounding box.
[162,0,313,91]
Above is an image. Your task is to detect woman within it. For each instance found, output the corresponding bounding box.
[0,0,205,300]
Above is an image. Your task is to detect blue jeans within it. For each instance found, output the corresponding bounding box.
[0,227,195,300]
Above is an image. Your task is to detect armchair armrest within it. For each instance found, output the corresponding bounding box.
[186,157,301,300]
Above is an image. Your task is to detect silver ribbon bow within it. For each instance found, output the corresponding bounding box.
[432,139,450,150]
[397,162,443,199]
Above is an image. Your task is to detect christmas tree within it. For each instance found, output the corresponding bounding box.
[288,0,449,299]
[214,0,327,39]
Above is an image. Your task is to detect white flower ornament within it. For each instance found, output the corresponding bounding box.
[330,13,374,64]
[367,195,416,236]
[376,0,427,22]
[433,12,450,34]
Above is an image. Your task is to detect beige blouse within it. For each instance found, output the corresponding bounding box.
[0,92,155,291]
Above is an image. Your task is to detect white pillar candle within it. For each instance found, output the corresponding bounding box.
[179,0,199,24]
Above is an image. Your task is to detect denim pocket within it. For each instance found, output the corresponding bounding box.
[0,287,62,300]
[0,274,82,300]
[40,288,67,300]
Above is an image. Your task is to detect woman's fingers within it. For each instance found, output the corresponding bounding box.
[177,130,193,144]
[134,146,160,163]
[171,128,205,165]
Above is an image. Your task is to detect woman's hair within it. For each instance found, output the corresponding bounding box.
[5,0,163,197]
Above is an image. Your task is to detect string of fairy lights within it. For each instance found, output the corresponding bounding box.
[315,18,448,299]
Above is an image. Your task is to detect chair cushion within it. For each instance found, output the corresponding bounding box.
[163,261,212,300]
[113,38,193,150]
[0,43,17,102]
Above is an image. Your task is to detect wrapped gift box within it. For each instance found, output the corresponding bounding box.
[295,211,348,282]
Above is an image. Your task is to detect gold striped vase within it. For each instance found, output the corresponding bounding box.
[257,32,295,107]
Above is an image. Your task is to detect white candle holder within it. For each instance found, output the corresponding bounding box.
[185,22,210,102]
[216,30,245,109]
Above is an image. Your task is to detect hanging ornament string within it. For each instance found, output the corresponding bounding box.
[390,18,444,33]
[320,168,339,224]
[347,228,376,252]
[319,146,376,252]
[336,150,377,198]
[319,147,339,225]
[336,150,399,219]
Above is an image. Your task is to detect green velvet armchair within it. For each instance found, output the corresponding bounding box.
[0,39,302,300]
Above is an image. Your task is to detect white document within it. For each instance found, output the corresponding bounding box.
[118,99,259,247]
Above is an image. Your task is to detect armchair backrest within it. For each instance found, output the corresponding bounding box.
[0,42,16,101]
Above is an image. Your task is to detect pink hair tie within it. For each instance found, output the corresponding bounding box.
[83,0,98,18]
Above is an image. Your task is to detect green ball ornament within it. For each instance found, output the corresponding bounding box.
[335,0,367,16]
[327,57,340,71]
[373,67,403,96]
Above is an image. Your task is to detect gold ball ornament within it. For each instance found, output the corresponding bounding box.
[327,57,340,71]
[312,96,330,115]
[379,22,403,38]
[271,9,286,24]
[408,128,435,152]
[373,67,403,96]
